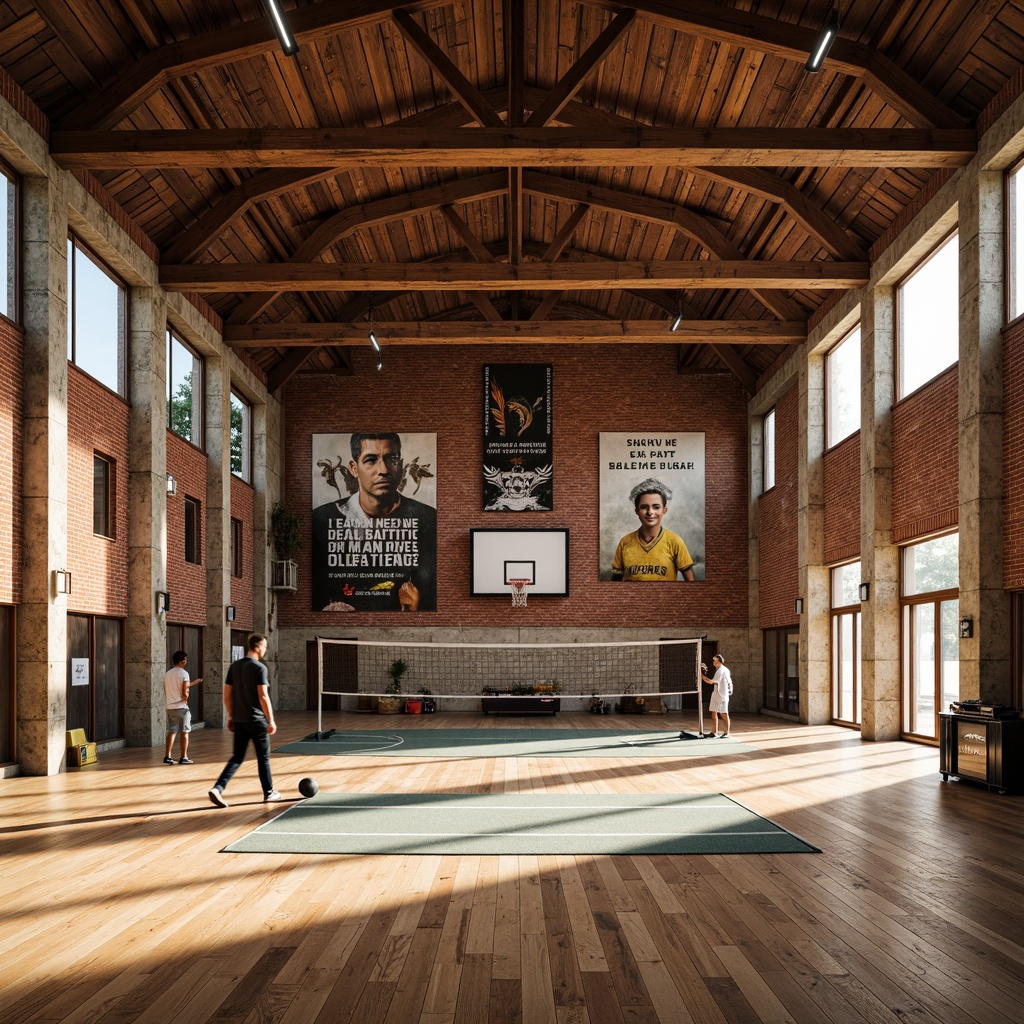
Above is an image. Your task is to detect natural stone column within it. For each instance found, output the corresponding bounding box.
[125,287,168,747]
[958,168,1008,702]
[860,286,900,739]
[798,351,830,723]
[17,174,69,775]
[204,355,232,727]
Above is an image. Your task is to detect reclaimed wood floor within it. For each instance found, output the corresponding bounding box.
[2,711,1022,1024]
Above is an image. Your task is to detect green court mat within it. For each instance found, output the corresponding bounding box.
[224,792,819,856]
[276,728,757,758]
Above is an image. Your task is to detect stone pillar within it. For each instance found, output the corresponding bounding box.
[958,168,1008,702]
[125,288,168,747]
[860,286,900,739]
[17,174,69,775]
[204,356,232,727]
[798,351,830,723]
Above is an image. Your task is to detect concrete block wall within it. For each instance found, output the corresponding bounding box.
[758,384,799,629]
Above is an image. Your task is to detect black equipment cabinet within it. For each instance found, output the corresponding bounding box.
[938,713,1024,794]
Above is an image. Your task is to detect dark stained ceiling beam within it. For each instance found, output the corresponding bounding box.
[709,343,759,394]
[162,259,868,291]
[50,127,977,170]
[225,319,807,346]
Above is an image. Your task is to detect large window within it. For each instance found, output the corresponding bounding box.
[897,233,958,399]
[763,408,776,492]
[902,533,959,739]
[0,163,17,322]
[230,391,251,482]
[826,327,861,447]
[831,561,862,726]
[93,454,113,538]
[1009,160,1024,321]
[67,236,126,396]
[167,329,203,444]
[184,496,201,565]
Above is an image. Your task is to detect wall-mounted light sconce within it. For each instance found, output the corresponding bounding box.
[794,598,804,616]
[226,605,237,622]
[859,582,870,602]
[156,591,170,614]
[166,473,177,495]
[53,569,72,595]
[959,617,973,639]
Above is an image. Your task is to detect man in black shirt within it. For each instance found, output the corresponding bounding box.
[208,633,280,807]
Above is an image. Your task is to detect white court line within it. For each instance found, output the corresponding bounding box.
[263,829,787,838]
[287,802,741,811]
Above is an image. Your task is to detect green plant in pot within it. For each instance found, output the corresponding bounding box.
[379,658,408,714]
[271,501,302,562]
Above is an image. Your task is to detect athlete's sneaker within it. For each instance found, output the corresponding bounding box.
[264,789,283,802]
[163,756,176,765]
[208,787,228,808]
[179,757,194,764]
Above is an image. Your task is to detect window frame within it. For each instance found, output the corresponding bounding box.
[92,452,114,539]
[762,407,776,493]
[825,326,861,449]
[67,233,128,397]
[184,496,202,565]
[230,390,252,483]
[0,159,19,325]
[230,517,243,578]
[1007,156,1024,325]
[166,328,204,446]
[830,560,862,727]
[895,230,959,401]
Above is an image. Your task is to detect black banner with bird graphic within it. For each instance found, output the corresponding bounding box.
[311,432,437,612]
[483,364,553,511]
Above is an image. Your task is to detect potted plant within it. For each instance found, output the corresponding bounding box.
[270,500,302,591]
[378,658,407,714]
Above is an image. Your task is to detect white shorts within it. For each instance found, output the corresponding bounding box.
[709,692,730,714]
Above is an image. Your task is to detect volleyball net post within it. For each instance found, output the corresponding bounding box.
[314,636,707,735]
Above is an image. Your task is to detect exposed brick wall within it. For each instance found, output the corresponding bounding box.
[67,367,129,616]
[823,432,861,564]
[278,344,750,629]
[759,385,799,628]
[1004,320,1024,588]
[166,431,208,626]
[0,318,23,604]
[891,366,959,542]
[230,476,254,631]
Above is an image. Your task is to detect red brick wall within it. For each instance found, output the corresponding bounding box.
[166,431,208,626]
[278,345,749,629]
[67,367,129,615]
[230,476,254,631]
[759,385,799,628]
[823,432,860,565]
[1004,321,1024,588]
[891,366,958,543]
[0,318,23,604]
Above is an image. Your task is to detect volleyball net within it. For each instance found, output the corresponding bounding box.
[314,636,706,737]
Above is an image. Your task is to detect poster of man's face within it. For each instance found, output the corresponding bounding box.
[311,433,437,612]
[598,432,706,581]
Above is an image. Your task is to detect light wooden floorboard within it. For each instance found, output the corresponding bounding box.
[1,711,1022,1023]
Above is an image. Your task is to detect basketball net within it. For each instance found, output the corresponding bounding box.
[509,579,531,608]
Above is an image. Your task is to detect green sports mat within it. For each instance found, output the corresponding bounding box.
[224,792,819,856]
[276,728,757,758]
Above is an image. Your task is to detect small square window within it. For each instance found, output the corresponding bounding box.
[184,496,202,565]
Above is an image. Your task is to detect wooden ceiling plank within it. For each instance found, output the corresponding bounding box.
[708,341,758,393]
[525,9,636,127]
[162,259,869,292]
[391,8,503,127]
[588,0,965,128]
[224,319,807,346]
[505,0,525,127]
[440,204,497,262]
[266,346,321,392]
[49,126,978,169]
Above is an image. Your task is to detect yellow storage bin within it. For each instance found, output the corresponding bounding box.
[66,728,97,767]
